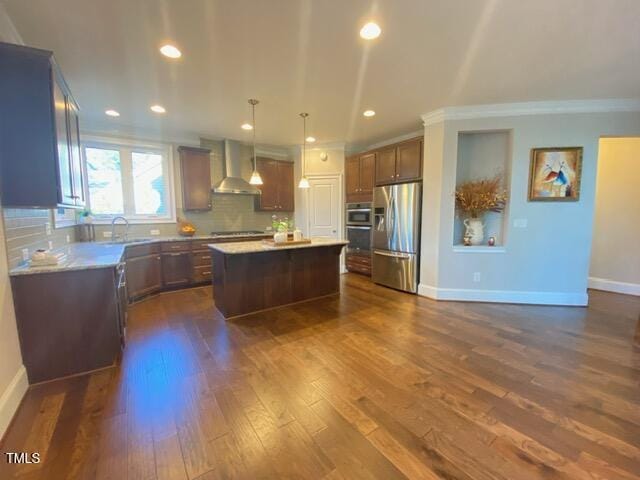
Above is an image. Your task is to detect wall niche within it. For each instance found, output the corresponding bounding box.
[453,130,511,248]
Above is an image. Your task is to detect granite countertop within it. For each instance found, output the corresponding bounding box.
[9,232,272,276]
[208,237,349,254]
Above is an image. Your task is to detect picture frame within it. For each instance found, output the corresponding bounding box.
[528,146,583,201]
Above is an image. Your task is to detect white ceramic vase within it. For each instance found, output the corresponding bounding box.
[273,231,288,244]
[463,217,485,246]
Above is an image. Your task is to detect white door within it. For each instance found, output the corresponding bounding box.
[307,176,340,239]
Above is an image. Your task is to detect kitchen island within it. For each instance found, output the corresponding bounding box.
[209,237,348,318]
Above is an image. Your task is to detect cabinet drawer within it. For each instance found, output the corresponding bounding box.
[346,261,371,276]
[126,243,160,259]
[193,265,212,283]
[161,241,191,252]
[346,254,371,267]
[346,255,371,276]
[193,251,212,267]
[191,239,213,251]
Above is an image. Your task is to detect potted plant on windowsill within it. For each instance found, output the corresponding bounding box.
[455,174,508,246]
[78,208,93,224]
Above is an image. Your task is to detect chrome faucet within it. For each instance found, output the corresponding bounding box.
[110,216,129,242]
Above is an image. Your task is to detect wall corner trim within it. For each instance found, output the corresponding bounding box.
[588,277,640,296]
[420,99,640,126]
[0,365,28,439]
[417,284,589,306]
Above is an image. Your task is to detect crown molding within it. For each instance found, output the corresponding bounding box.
[421,99,640,126]
[363,130,424,152]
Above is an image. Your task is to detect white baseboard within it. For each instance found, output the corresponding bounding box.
[418,284,588,306]
[588,277,640,296]
[0,365,28,439]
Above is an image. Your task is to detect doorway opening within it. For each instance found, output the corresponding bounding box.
[589,137,640,296]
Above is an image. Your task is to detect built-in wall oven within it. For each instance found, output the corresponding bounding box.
[346,202,372,254]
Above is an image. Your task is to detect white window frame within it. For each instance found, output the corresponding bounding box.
[82,135,177,224]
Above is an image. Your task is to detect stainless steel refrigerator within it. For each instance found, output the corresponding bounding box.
[372,182,422,293]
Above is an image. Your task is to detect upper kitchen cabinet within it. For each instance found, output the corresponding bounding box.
[179,146,212,211]
[254,157,294,212]
[375,137,423,186]
[345,152,375,202]
[0,42,85,208]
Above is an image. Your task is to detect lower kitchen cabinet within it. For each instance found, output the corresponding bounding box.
[126,253,162,301]
[162,251,192,288]
[11,267,122,383]
[346,252,372,276]
[192,249,213,284]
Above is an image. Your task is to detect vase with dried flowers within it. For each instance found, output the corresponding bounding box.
[455,174,508,245]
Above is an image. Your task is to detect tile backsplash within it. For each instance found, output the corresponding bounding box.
[2,208,76,269]
[90,200,280,240]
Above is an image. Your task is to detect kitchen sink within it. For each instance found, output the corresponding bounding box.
[107,238,151,245]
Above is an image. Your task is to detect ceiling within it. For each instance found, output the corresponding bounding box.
[3,0,640,147]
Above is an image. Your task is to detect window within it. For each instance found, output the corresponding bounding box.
[83,137,175,223]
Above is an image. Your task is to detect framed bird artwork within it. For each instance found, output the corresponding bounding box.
[528,147,583,201]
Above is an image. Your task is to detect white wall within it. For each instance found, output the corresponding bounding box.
[420,105,640,305]
[0,2,28,438]
[589,137,640,295]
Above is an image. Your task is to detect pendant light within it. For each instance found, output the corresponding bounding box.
[298,112,310,189]
[248,99,263,185]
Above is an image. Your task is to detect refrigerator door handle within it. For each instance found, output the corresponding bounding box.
[374,249,411,260]
[386,189,394,247]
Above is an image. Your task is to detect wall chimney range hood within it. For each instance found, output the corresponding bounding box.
[212,140,261,195]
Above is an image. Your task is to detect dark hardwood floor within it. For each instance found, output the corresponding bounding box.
[1,274,639,479]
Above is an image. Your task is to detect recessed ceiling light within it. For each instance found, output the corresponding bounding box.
[363,110,376,117]
[150,105,166,114]
[159,44,182,59]
[241,123,253,130]
[306,136,316,143]
[105,109,120,117]
[360,22,381,40]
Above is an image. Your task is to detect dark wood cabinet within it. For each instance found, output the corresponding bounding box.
[256,158,279,211]
[375,137,423,186]
[254,158,295,212]
[346,153,376,202]
[11,267,121,383]
[375,147,397,185]
[179,146,212,211]
[396,138,422,182]
[126,254,162,300]
[346,252,372,276]
[0,42,85,208]
[345,156,360,200]
[191,243,213,284]
[278,160,295,211]
[67,100,85,207]
[162,251,192,288]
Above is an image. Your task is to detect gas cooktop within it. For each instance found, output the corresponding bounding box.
[209,230,266,237]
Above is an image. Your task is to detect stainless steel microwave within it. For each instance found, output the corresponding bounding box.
[346,202,372,226]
